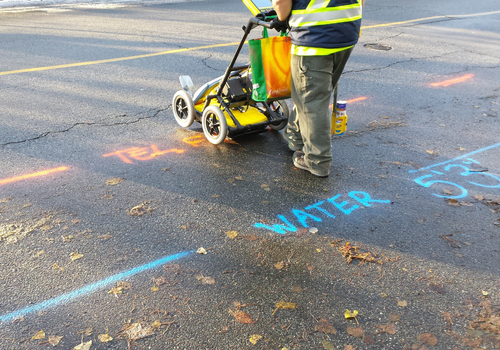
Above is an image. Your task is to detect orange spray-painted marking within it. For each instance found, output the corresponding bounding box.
[103,145,184,164]
[430,74,474,87]
[182,135,206,147]
[330,96,368,109]
[0,166,69,186]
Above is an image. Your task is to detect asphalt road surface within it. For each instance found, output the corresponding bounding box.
[1,0,499,349]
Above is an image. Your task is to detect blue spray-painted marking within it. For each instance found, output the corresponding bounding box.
[0,251,191,323]
[253,191,391,234]
[409,142,500,173]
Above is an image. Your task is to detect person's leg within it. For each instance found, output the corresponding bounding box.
[282,54,304,152]
[293,54,335,175]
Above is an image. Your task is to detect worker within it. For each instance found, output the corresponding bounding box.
[272,0,365,177]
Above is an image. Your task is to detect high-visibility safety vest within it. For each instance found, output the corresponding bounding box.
[289,0,362,55]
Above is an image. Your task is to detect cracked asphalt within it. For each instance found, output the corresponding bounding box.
[1,0,500,349]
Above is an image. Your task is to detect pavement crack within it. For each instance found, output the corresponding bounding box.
[202,54,223,71]
[0,107,170,147]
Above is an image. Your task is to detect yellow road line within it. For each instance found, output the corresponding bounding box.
[0,42,239,76]
[1,9,499,76]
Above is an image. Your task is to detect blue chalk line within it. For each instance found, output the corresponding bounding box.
[409,142,500,173]
[0,250,191,323]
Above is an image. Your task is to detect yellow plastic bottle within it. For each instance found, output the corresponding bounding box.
[332,100,348,136]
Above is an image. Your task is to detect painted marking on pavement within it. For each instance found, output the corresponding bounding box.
[430,74,474,87]
[0,251,192,323]
[409,142,500,174]
[2,10,499,76]
[253,191,390,234]
[102,145,185,164]
[0,166,69,186]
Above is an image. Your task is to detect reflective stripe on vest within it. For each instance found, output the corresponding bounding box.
[290,3,362,27]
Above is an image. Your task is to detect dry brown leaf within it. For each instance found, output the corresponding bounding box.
[418,333,438,346]
[347,327,364,338]
[128,201,154,216]
[106,178,124,186]
[322,341,334,350]
[411,344,429,350]
[363,334,376,344]
[32,330,45,340]
[291,286,302,293]
[233,310,257,324]
[274,261,284,270]
[201,277,215,285]
[345,346,356,350]
[473,195,484,201]
[426,150,435,155]
[447,199,461,207]
[108,286,123,296]
[273,300,296,315]
[225,231,238,239]
[397,300,407,307]
[124,323,154,342]
[315,318,337,334]
[377,323,396,334]
[196,247,207,254]
[98,334,113,343]
[462,338,481,347]
[249,334,262,345]
[151,286,159,292]
[70,252,83,261]
[48,335,63,346]
[442,189,453,195]
[73,341,92,350]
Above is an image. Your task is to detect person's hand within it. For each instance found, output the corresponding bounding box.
[270,17,289,33]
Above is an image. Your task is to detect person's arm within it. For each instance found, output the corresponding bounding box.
[272,0,292,21]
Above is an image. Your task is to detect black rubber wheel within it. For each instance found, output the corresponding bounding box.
[172,90,195,128]
[202,105,228,145]
[269,100,289,131]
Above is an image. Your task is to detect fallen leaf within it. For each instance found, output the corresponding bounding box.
[459,147,466,151]
[73,341,92,350]
[124,323,154,342]
[249,334,262,345]
[151,286,159,292]
[108,286,123,296]
[363,334,376,344]
[291,286,302,292]
[106,178,124,186]
[447,199,461,207]
[128,201,154,216]
[52,263,65,272]
[70,252,83,261]
[426,150,435,155]
[347,327,364,338]
[322,340,334,350]
[481,290,489,296]
[315,318,337,334]
[345,310,358,319]
[442,189,453,195]
[377,323,396,334]
[473,195,484,201]
[233,310,257,324]
[98,334,113,343]
[48,335,63,346]
[418,333,437,346]
[273,300,296,315]
[380,293,388,298]
[235,176,243,181]
[151,320,162,330]
[345,346,356,350]
[32,330,45,340]
[275,261,284,270]
[196,247,207,254]
[201,277,215,285]
[261,184,270,191]
[462,338,481,347]
[226,231,238,239]
[397,300,407,307]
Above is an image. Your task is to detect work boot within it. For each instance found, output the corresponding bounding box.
[292,151,329,178]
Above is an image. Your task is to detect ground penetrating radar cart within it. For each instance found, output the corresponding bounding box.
[172,0,289,144]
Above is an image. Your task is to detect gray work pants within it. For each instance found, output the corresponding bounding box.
[283,47,354,175]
